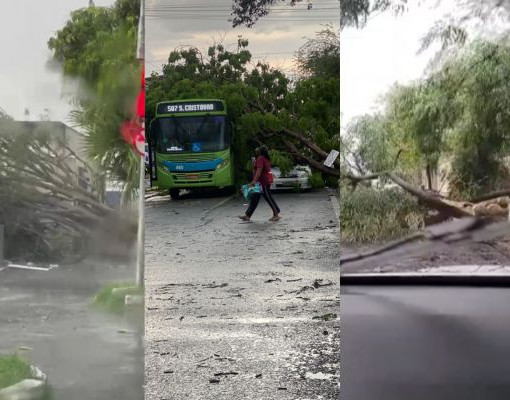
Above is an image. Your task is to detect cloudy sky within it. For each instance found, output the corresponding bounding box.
[340,1,454,128]
[146,0,340,76]
[0,0,114,122]
[1,0,462,128]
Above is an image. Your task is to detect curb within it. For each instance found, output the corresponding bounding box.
[328,192,340,224]
[109,287,144,307]
[125,294,143,306]
[0,366,48,400]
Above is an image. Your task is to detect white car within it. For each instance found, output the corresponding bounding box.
[270,165,312,191]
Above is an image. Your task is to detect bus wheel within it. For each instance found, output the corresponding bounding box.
[169,189,180,200]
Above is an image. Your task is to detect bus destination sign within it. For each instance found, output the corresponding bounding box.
[157,101,224,115]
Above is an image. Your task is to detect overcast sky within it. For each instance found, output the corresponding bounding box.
[339,2,457,129]
[1,0,463,128]
[146,0,340,77]
[0,0,114,122]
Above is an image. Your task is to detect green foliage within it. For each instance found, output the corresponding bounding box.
[340,0,408,28]
[324,175,339,188]
[93,282,143,314]
[231,0,321,27]
[344,113,394,175]
[347,39,510,199]
[296,25,339,79]
[147,34,339,185]
[0,353,31,389]
[340,187,424,243]
[48,0,141,197]
[439,40,510,198]
[309,171,325,189]
[269,150,293,175]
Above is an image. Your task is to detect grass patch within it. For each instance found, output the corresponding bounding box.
[0,353,31,389]
[340,186,425,243]
[93,282,143,313]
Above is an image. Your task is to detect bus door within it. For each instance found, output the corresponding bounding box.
[148,121,157,186]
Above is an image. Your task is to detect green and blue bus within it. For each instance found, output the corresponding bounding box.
[148,99,234,199]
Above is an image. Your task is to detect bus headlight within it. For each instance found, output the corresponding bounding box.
[216,159,229,170]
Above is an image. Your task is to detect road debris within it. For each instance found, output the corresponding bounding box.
[312,313,337,321]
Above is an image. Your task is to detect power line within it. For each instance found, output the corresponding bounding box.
[145,3,339,13]
[146,9,338,14]
[146,6,339,11]
[146,1,339,7]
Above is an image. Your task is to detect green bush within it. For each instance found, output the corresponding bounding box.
[93,282,143,313]
[309,172,325,189]
[323,175,339,188]
[340,186,424,243]
[269,150,293,176]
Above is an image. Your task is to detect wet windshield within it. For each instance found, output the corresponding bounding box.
[340,2,510,275]
[153,115,227,153]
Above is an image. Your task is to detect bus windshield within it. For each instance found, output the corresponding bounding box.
[153,115,227,153]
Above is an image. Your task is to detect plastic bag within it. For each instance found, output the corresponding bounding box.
[241,182,262,200]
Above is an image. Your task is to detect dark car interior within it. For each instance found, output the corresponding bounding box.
[341,278,510,400]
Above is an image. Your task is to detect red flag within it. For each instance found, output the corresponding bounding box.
[120,65,145,155]
[136,66,145,118]
[136,89,145,118]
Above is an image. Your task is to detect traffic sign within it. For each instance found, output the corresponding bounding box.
[324,150,339,168]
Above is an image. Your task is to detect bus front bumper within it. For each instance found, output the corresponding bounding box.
[155,165,232,189]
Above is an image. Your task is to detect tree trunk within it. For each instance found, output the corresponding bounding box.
[281,139,339,177]
[387,172,473,218]
[426,164,433,191]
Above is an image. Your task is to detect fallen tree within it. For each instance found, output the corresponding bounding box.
[0,123,137,263]
[343,170,509,224]
[146,30,340,185]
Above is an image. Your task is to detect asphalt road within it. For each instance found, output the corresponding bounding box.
[0,260,144,400]
[144,189,340,400]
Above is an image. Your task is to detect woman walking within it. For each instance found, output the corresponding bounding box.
[239,146,281,222]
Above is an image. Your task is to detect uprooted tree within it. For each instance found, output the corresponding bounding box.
[146,27,339,186]
[342,38,510,234]
[0,0,141,263]
[0,121,137,262]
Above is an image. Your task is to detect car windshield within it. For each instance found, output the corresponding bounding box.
[152,115,227,153]
[340,4,510,277]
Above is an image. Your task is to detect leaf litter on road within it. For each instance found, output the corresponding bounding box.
[312,313,338,321]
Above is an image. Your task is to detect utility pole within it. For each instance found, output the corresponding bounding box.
[135,0,145,288]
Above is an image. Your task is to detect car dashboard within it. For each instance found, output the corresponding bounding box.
[341,281,510,399]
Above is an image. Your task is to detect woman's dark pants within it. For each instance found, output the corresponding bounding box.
[245,185,280,217]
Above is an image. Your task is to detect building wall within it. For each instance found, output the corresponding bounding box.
[0,120,96,194]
